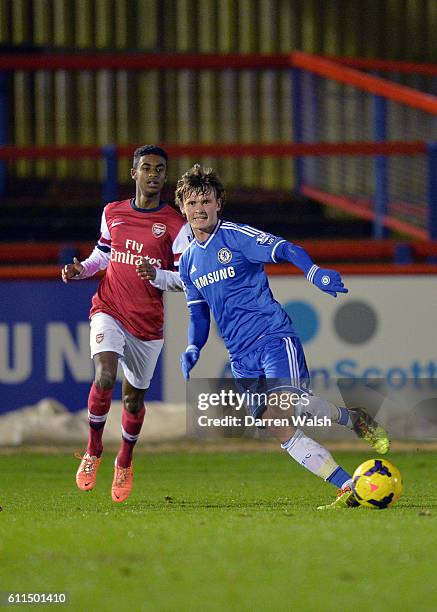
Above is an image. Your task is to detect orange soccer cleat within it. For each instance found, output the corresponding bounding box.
[75,452,101,491]
[111,461,133,503]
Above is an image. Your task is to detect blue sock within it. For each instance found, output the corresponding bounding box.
[326,466,352,488]
[337,406,353,427]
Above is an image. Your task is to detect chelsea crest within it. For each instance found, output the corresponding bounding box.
[218,248,232,264]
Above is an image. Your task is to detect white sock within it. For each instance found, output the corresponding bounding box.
[336,406,354,428]
[281,429,352,487]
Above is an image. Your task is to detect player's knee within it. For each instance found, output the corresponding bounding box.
[95,370,117,391]
[293,398,307,417]
[294,394,320,417]
[123,393,145,414]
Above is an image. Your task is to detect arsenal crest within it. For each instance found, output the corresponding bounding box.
[96,333,104,344]
[152,223,166,238]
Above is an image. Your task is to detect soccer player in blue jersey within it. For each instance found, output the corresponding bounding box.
[176,164,390,510]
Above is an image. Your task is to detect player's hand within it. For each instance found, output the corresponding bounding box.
[311,267,348,298]
[61,257,84,283]
[180,345,200,379]
[136,258,157,281]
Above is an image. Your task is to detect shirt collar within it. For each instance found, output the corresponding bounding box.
[130,198,167,213]
[194,220,221,249]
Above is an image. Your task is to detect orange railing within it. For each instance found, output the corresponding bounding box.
[2,240,437,279]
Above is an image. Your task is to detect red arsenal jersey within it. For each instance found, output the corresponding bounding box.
[90,199,191,340]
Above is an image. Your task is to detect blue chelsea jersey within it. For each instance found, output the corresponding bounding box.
[179,220,298,360]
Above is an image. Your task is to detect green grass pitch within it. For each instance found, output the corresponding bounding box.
[1,450,437,611]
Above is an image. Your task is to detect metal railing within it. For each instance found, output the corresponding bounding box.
[1,51,436,239]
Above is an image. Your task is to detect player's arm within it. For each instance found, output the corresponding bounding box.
[228,224,347,298]
[62,256,85,283]
[136,259,184,291]
[181,301,211,379]
[61,210,111,283]
[137,222,192,292]
[179,258,210,379]
[62,248,110,283]
[273,241,348,298]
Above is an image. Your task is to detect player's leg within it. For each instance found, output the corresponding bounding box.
[112,332,164,502]
[88,351,118,454]
[266,337,390,453]
[76,351,119,491]
[262,336,347,424]
[76,314,124,491]
[111,378,145,503]
[118,378,146,469]
[259,338,356,506]
[232,345,352,488]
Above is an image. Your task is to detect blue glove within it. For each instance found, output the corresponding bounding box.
[307,265,348,298]
[180,345,200,379]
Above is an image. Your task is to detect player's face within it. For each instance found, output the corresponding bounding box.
[181,189,221,234]
[131,154,167,197]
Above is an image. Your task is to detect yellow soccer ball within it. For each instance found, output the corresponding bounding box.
[352,459,403,509]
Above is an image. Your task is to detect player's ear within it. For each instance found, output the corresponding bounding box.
[131,167,137,181]
[179,201,187,218]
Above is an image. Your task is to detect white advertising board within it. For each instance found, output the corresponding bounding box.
[163,275,437,402]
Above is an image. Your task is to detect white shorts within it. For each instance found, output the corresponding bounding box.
[90,312,164,390]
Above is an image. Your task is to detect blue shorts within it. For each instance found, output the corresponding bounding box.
[231,336,310,419]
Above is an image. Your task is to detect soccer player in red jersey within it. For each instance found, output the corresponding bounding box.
[62,145,191,502]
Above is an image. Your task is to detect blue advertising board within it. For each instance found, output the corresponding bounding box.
[0,281,162,414]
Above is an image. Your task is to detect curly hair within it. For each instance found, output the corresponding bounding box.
[175,164,226,211]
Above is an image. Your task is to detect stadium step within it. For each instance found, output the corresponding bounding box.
[0,180,372,242]
[224,196,372,240]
